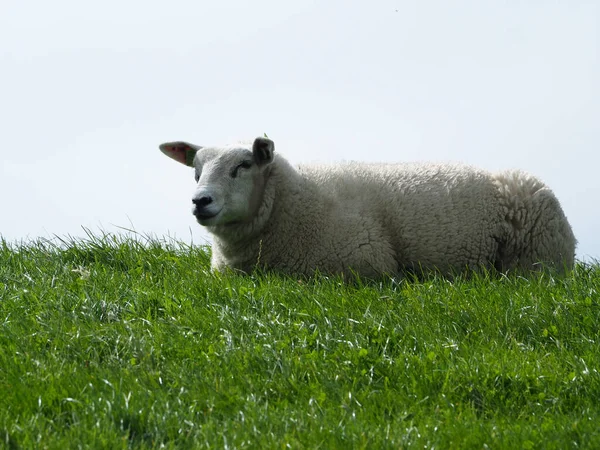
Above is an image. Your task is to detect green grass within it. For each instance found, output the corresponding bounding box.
[1,233,599,449]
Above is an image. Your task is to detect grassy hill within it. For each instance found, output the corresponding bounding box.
[1,234,599,449]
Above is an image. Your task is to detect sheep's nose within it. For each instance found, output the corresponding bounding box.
[192,196,213,208]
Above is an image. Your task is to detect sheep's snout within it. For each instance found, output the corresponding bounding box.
[192,194,220,221]
[193,195,213,209]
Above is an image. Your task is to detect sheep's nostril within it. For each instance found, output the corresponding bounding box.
[192,196,213,208]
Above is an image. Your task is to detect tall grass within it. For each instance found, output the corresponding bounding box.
[1,234,599,448]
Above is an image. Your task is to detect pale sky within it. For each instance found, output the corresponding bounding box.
[1,1,598,260]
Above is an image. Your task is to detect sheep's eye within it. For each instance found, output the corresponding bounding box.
[231,160,252,178]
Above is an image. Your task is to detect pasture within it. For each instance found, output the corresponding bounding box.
[1,234,599,448]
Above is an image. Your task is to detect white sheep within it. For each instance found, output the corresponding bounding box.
[160,137,576,278]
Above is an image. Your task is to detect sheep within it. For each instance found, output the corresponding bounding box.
[159,137,576,278]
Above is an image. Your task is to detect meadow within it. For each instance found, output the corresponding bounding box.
[1,234,599,449]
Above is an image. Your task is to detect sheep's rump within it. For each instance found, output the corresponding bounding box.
[491,170,575,272]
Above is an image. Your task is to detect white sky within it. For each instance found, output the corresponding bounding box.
[1,1,598,260]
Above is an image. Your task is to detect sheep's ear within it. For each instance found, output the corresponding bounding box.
[252,137,274,166]
[159,141,201,167]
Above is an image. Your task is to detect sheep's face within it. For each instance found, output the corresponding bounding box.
[160,137,274,227]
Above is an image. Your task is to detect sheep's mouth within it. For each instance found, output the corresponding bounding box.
[193,208,222,224]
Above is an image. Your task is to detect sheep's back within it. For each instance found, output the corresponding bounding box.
[299,162,504,272]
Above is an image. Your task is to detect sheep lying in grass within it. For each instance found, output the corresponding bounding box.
[160,137,576,278]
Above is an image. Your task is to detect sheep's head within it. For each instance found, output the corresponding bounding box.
[160,137,274,226]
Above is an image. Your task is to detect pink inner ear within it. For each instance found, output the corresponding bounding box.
[162,144,187,164]
[171,147,187,164]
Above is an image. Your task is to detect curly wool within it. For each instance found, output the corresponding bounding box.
[208,154,576,278]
